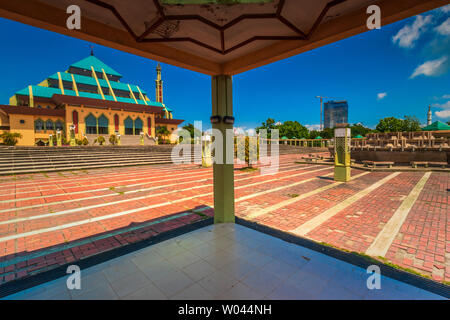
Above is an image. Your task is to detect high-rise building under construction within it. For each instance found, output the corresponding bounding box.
[324,100,348,129]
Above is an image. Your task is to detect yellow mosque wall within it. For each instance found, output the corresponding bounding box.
[65,105,157,140]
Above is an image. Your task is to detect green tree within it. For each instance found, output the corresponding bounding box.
[256,118,277,138]
[402,116,421,132]
[308,130,320,139]
[349,123,372,137]
[376,116,421,132]
[375,117,404,132]
[278,121,309,139]
[0,132,22,146]
[319,127,334,139]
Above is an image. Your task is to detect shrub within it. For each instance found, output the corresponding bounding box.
[235,136,259,168]
[82,137,89,145]
[50,135,57,146]
[109,134,118,145]
[94,136,106,146]
[0,132,22,146]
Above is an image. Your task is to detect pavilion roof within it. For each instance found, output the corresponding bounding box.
[0,0,444,75]
[421,121,450,131]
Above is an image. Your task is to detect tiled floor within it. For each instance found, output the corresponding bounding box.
[3,224,445,300]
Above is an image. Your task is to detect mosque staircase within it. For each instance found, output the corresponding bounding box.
[0,146,185,175]
[0,144,326,175]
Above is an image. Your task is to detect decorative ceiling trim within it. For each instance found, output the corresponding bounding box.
[85,0,346,55]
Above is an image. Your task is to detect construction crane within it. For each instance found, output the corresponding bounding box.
[315,96,340,131]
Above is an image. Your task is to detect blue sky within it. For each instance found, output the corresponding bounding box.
[0,4,449,132]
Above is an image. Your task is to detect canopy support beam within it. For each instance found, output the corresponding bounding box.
[212,75,235,223]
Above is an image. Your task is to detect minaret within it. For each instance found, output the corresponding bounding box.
[427,105,432,125]
[155,63,163,103]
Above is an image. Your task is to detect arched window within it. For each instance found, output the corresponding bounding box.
[55,120,64,131]
[124,116,133,135]
[114,114,119,132]
[45,119,55,131]
[37,105,42,109]
[85,114,97,134]
[134,117,143,135]
[147,117,152,135]
[72,110,79,134]
[98,114,109,135]
[35,119,44,131]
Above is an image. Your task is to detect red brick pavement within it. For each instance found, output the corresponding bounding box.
[0,154,448,285]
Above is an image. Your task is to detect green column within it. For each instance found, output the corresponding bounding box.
[334,127,351,182]
[212,75,235,224]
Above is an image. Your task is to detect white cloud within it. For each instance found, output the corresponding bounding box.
[233,127,256,136]
[392,15,432,48]
[440,4,450,13]
[410,56,448,78]
[305,124,321,131]
[377,92,387,100]
[436,18,450,36]
[435,109,450,118]
[433,100,450,119]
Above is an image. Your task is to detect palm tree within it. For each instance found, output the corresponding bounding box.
[156,126,170,143]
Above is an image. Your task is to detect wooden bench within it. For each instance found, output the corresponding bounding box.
[308,154,324,160]
[362,160,394,168]
[302,156,318,163]
[411,161,447,169]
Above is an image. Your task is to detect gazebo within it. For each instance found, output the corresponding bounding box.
[0,0,445,225]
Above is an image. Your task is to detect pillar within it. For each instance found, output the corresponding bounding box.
[202,137,213,168]
[212,75,235,223]
[334,127,351,182]
[56,130,62,147]
[69,125,76,146]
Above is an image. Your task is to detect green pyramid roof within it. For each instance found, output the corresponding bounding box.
[421,121,450,131]
[314,136,323,139]
[281,136,288,139]
[70,56,122,77]
[354,134,363,138]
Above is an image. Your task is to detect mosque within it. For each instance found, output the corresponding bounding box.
[0,52,183,146]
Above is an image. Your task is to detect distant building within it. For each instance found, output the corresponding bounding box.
[323,100,348,129]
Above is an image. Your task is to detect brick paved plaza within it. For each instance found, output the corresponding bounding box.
[0,154,448,287]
